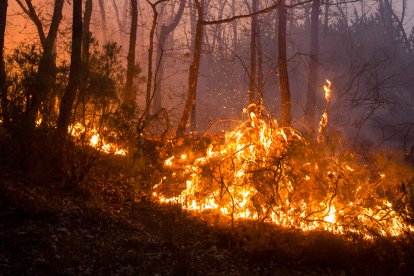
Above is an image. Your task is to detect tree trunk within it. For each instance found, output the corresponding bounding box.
[248,0,258,105]
[57,0,83,138]
[80,0,92,97]
[176,0,203,137]
[305,0,320,128]
[152,0,186,114]
[124,0,138,107]
[231,0,238,49]
[25,0,64,131]
[0,0,8,127]
[145,1,160,117]
[98,0,108,44]
[278,0,291,127]
[112,0,126,47]
[256,20,264,107]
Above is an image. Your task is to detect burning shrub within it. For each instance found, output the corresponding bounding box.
[154,103,414,240]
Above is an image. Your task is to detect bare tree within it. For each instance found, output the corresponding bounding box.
[0,0,8,126]
[176,0,204,137]
[57,0,83,138]
[305,0,320,127]
[16,0,65,130]
[278,0,291,127]
[144,0,168,118]
[124,0,138,107]
[152,0,186,114]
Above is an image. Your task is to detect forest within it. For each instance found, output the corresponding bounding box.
[1,0,414,274]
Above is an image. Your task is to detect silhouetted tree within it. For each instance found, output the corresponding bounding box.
[124,0,138,107]
[248,0,258,105]
[15,0,64,131]
[81,0,93,97]
[278,0,291,127]
[57,0,83,138]
[152,0,186,114]
[305,0,320,127]
[177,0,204,137]
[0,0,8,127]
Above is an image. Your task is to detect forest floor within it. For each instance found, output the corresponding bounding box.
[1,139,414,275]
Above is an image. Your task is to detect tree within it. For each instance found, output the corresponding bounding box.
[15,0,65,131]
[248,0,258,105]
[152,0,186,114]
[81,0,93,97]
[57,0,83,138]
[278,0,291,127]
[98,0,108,44]
[176,0,204,137]
[0,0,8,126]
[305,0,320,127]
[145,0,168,117]
[124,0,138,107]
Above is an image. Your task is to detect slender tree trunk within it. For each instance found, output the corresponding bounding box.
[98,0,108,44]
[278,0,291,127]
[248,0,258,105]
[256,20,264,107]
[80,0,92,97]
[231,0,238,49]
[112,0,125,46]
[57,0,83,138]
[305,0,320,127]
[176,0,203,137]
[0,0,8,127]
[153,0,186,114]
[124,0,138,107]
[145,1,159,117]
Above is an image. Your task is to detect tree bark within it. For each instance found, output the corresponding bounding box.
[278,0,291,127]
[305,0,320,127]
[152,0,186,114]
[176,0,203,137]
[57,0,83,138]
[0,0,8,127]
[124,0,138,107]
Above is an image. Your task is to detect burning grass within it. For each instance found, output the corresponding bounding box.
[154,83,414,240]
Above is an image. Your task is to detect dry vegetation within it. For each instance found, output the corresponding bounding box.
[1,114,414,275]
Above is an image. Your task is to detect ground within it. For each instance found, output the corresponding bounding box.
[0,142,413,275]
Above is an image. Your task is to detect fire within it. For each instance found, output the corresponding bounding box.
[318,79,332,140]
[69,122,127,155]
[153,82,414,240]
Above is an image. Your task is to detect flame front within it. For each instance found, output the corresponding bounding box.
[153,82,414,240]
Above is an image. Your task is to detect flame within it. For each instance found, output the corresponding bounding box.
[153,81,414,240]
[69,123,127,155]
